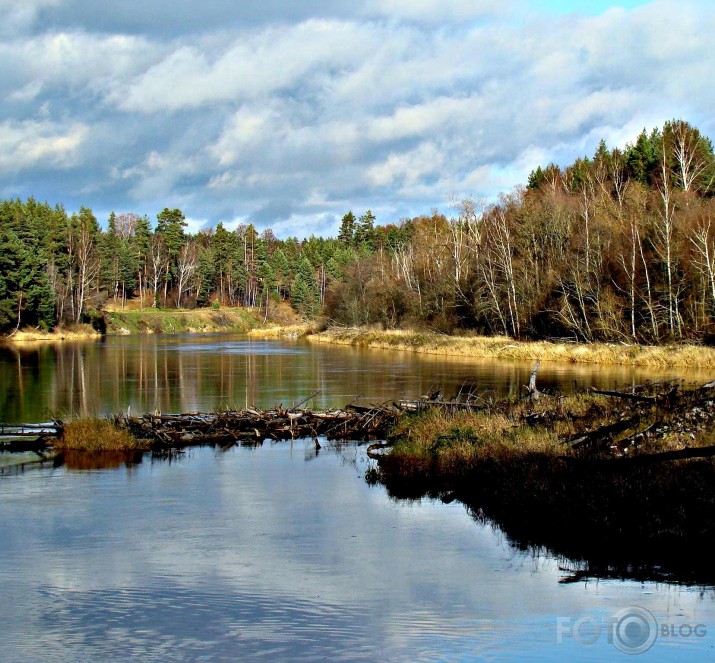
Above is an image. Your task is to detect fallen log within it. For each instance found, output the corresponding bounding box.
[614,445,715,465]
[567,415,641,449]
[590,387,657,403]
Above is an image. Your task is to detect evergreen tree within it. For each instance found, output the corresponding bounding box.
[527,166,545,190]
[131,215,151,307]
[338,211,356,244]
[625,128,661,186]
[354,210,376,252]
[155,208,187,304]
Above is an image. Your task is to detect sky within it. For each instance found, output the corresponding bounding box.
[1,0,712,237]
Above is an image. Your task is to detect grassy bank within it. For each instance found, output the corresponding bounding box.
[372,385,715,582]
[104,307,258,335]
[309,327,715,368]
[248,323,317,339]
[1,324,100,344]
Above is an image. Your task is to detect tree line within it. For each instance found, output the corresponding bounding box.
[0,199,381,332]
[327,119,715,343]
[2,119,715,344]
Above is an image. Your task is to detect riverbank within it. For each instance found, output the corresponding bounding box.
[308,327,715,367]
[247,323,319,339]
[0,324,100,344]
[1,308,260,344]
[104,307,258,335]
[370,381,715,580]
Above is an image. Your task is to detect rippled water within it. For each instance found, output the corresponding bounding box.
[1,336,715,660]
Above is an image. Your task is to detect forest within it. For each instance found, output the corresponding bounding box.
[2,119,715,344]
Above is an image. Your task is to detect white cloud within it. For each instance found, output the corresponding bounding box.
[0,0,59,37]
[1,0,715,234]
[0,119,87,172]
[367,142,445,188]
[113,20,375,113]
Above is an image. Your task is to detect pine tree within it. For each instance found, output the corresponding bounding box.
[338,211,356,244]
[155,208,187,304]
[354,210,376,252]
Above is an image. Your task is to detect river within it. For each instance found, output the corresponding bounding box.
[1,335,714,661]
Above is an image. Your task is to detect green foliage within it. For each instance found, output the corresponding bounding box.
[354,210,376,251]
[527,166,545,190]
[625,128,661,186]
[338,211,356,244]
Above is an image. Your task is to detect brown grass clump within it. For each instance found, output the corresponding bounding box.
[308,327,715,368]
[56,418,147,452]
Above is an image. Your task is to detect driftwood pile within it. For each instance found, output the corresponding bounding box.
[559,379,715,464]
[393,369,715,465]
[122,402,400,448]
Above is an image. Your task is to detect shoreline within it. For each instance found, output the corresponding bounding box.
[306,327,715,368]
[5,318,715,370]
[369,381,715,582]
[1,307,261,344]
[0,325,101,344]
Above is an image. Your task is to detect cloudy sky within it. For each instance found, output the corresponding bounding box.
[1,0,713,237]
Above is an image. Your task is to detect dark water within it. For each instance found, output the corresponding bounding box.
[1,336,715,661]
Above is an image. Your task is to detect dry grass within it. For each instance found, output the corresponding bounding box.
[248,323,317,338]
[308,327,715,368]
[2,324,100,344]
[388,408,564,477]
[383,386,715,479]
[56,418,147,452]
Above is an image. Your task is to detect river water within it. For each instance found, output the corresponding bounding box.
[1,336,714,661]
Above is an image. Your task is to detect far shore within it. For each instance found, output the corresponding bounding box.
[0,324,101,344]
[305,327,715,368]
[5,314,715,369]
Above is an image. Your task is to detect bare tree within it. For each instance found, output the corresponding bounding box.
[115,212,139,239]
[176,242,198,308]
[483,207,520,338]
[666,120,714,193]
[147,234,168,308]
[69,209,100,323]
[690,216,715,321]
[655,141,680,337]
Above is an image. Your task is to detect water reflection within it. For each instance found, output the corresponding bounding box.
[60,450,145,471]
[1,334,712,423]
[1,444,713,662]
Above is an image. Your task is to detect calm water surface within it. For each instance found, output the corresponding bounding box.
[1,336,715,661]
[1,334,713,421]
